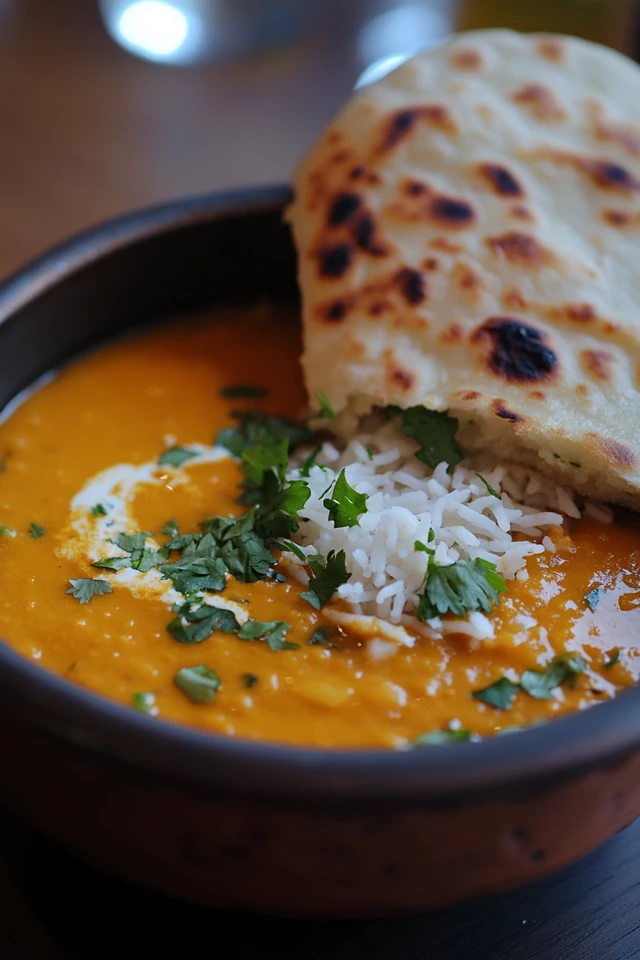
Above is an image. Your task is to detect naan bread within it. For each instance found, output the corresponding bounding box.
[287,30,640,508]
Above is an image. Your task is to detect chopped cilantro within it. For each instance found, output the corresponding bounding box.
[174,665,221,704]
[217,531,274,582]
[472,676,520,710]
[414,725,472,746]
[366,446,374,460]
[307,390,336,421]
[605,649,620,669]
[308,626,338,648]
[160,518,179,537]
[160,554,227,595]
[415,539,435,557]
[323,469,368,528]
[279,539,307,561]
[113,532,151,553]
[167,602,239,644]
[29,522,46,539]
[91,556,131,571]
[158,446,197,468]
[216,411,314,458]
[418,557,506,620]
[132,692,155,714]
[90,504,108,517]
[238,619,298,651]
[0,525,15,537]
[220,385,268,399]
[584,588,602,611]
[428,528,435,542]
[66,578,113,604]
[300,549,351,609]
[520,655,585,700]
[388,405,463,469]
[300,446,322,477]
[242,673,259,688]
[476,474,501,499]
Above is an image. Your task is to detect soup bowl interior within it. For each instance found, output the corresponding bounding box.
[0,187,640,916]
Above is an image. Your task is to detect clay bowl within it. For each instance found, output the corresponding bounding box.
[0,186,639,918]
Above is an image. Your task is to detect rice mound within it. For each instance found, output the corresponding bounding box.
[284,417,612,641]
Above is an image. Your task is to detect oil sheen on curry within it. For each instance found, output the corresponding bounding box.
[0,307,638,749]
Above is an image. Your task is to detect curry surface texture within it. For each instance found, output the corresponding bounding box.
[0,307,638,748]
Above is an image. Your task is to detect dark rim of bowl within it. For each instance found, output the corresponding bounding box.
[0,184,638,806]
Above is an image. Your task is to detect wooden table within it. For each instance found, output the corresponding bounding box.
[2,1,640,956]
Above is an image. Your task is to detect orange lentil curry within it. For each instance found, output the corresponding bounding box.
[0,306,638,748]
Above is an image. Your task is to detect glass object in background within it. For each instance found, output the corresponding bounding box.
[98,0,314,65]
[355,0,458,87]
[457,0,638,55]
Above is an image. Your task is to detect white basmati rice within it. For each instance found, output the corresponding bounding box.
[284,417,605,641]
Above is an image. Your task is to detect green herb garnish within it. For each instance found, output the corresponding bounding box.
[220,385,268,399]
[414,539,435,557]
[300,445,322,477]
[605,649,620,669]
[66,578,113,604]
[91,556,131,571]
[307,390,335,421]
[388,405,463,469]
[132,692,155,714]
[520,655,586,700]
[174,665,221,704]
[300,550,351,609]
[216,411,314,458]
[417,557,506,620]
[414,725,472,746]
[279,539,306,561]
[308,627,338,648]
[167,602,239,644]
[472,676,520,710]
[29,522,46,539]
[584,588,602,611]
[160,518,179,537]
[323,469,368,528]
[237,619,298,651]
[90,504,108,517]
[242,673,259,688]
[476,474,501,499]
[158,446,197,468]
[0,525,15,537]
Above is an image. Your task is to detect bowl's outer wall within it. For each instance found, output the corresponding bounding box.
[0,188,639,915]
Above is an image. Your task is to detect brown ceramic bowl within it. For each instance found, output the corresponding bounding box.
[0,187,639,918]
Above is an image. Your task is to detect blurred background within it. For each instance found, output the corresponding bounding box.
[0,0,638,281]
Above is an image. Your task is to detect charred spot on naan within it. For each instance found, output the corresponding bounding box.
[430,196,475,229]
[386,189,475,230]
[487,232,556,268]
[473,318,557,383]
[378,105,458,153]
[327,192,362,225]
[536,36,565,62]
[586,435,636,469]
[453,262,486,302]
[395,267,427,305]
[581,349,615,381]
[512,84,567,122]
[450,48,484,71]
[547,302,599,324]
[492,399,524,423]
[502,289,528,310]
[316,243,354,279]
[589,102,640,158]
[535,149,640,193]
[479,163,524,197]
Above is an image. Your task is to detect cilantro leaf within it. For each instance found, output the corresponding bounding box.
[476,474,501,499]
[160,555,227,595]
[91,556,131,571]
[113,532,151,553]
[0,525,15,537]
[300,446,322,477]
[584,588,602,611]
[132,692,155,714]
[220,385,268,399]
[160,518,179,537]
[300,550,351,609]
[91,504,108,517]
[237,619,298,651]
[29,522,46,539]
[472,676,520,710]
[158,446,197,468]
[167,602,239,644]
[605,649,620,669]
[217,532,274,582]
[389,406,462,469]
[216,411,314,457]
[414,726,472,746]
[130,547,169,573]
[418,557,506,620]
[415,539,435,557]
[243,673,259,688]
[66,578,113,604]
[278,539,307,561]
[308,627,339,648]
[307,390,336,421]
[323,470,368,528]
[174,665,221,704]
[520,655,585,700]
